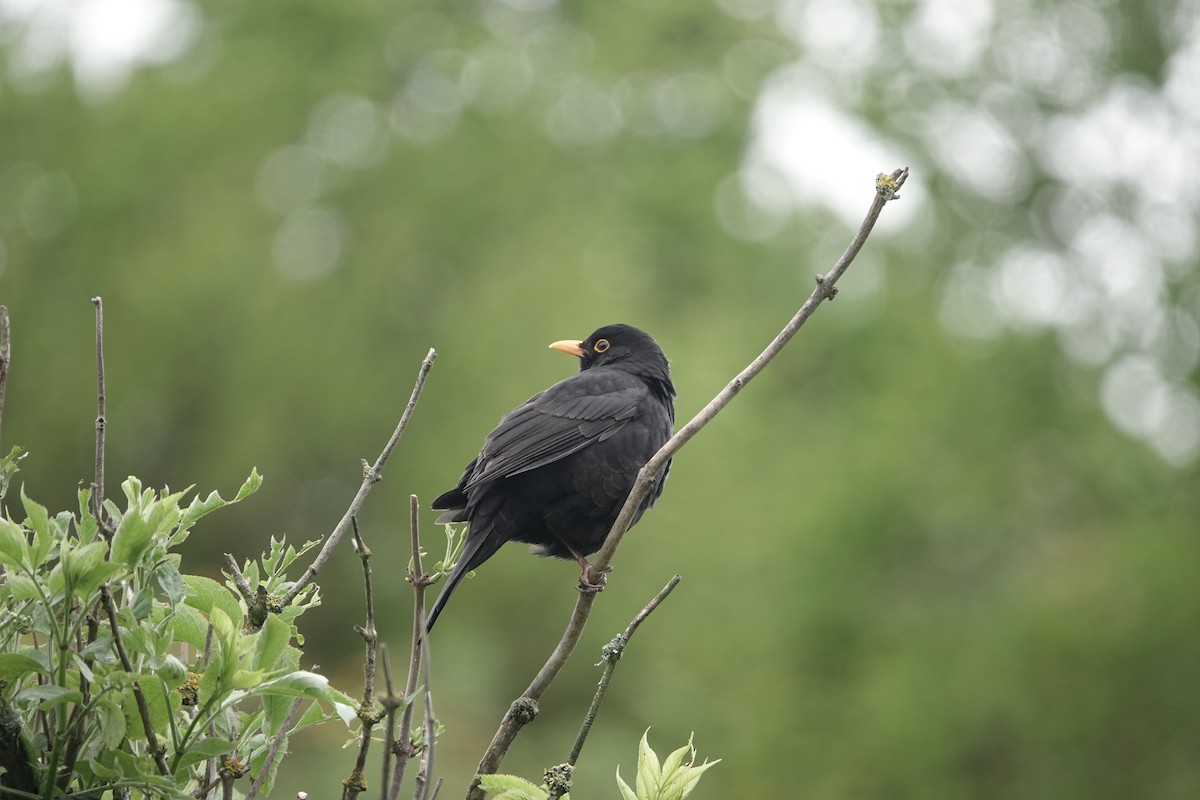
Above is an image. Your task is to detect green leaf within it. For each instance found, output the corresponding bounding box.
[125,674,175,741]
[660,737,693,779]
[114,748,142,778]
[253,670,332,701]
[636,728,661,800]
[16,684,83,709]
[175,490,227,539]
[235,468,263,501]
[0,446,25,500]
[96,697,128,749]
[174,469,261,541]
[173,735,236,776]
[616,769,637,800]
[477,773,549,800]
[663,758,720,799]
[20,485,50,552]
[154,654,188,685]
[232,669,267,689]
[130,586,155,620]
[0,517,30,570]
[47,561,65,596]
[88,750,120,780]
[76,488,99,544]
[62,540,119,597]
[253,612,290,672]
[111,505,155,567]
[156,562,187,605]
[0,653,44,683]
[171,603,210,649]
[183,574,244,626]
[71,652,95,683]
[4,574,40,601]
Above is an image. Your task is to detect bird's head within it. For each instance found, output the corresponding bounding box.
[550,324,675,398]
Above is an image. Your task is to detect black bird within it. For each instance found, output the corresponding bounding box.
[425,324,675,632]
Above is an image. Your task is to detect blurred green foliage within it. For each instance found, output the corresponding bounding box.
[2,0,1198,798]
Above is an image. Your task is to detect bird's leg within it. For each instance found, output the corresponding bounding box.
[555,535,611,593]
[577,559,611,594]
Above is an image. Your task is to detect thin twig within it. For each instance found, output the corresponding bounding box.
[389,496,432,800]
[222,554,255,605]
[100,584,171,776]
[467,168,909,800]
[221,555,271,630]
[280,348,435,608]
[59,612,101,788]
[415,615,437,800]
[573,575,679,764]
[0,305,10,447]
[244,696,305,800]
[343,516,379,800]
[91,297,112,535]
[380,645,401,800]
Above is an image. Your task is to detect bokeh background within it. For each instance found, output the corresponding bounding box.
[3,0,1199,797]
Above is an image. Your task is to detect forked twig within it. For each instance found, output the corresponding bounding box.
[545,575,682,800]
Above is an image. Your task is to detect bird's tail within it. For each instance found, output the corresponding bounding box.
[424,528,495,633]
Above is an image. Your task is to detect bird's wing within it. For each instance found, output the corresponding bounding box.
[463,379,644,491]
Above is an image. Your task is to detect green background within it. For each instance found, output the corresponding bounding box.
[2,0,1198,797]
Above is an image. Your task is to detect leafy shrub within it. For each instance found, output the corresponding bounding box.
[0,446,355,798]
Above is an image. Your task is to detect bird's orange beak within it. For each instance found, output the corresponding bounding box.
[549,339,586,357]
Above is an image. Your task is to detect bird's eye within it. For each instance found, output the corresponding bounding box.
[594,339,610,353]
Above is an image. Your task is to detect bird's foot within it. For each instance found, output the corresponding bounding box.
[577,563,612,594]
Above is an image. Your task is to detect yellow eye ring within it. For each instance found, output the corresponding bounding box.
[594,339,610,353]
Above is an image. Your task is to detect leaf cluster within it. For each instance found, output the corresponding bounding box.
[478,730,716,800]
[0,447,355,798]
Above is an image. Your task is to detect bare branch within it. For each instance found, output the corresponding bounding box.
[222,554,255,605]
[380,645,402,800]
[569,574,680,766]
[415,607,437,800]
[280,348,435,608]
[100,584,170,776]
[0,305,9,447]
[467,167,909,799]
[389,495,434,800]
[245,696,305,800]
[543,575,682,800]
[91,297,112,534]
[343,516,381,800]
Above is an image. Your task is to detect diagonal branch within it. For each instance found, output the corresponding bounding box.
[280,348,436,608]
[466,167,909,799]
[244,696,304,800]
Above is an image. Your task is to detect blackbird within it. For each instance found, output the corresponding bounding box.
[425,324,675,632]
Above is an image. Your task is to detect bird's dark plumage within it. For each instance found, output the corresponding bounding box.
[426,324,675,632]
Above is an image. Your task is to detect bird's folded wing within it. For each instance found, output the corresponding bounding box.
[463,386,642,490]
